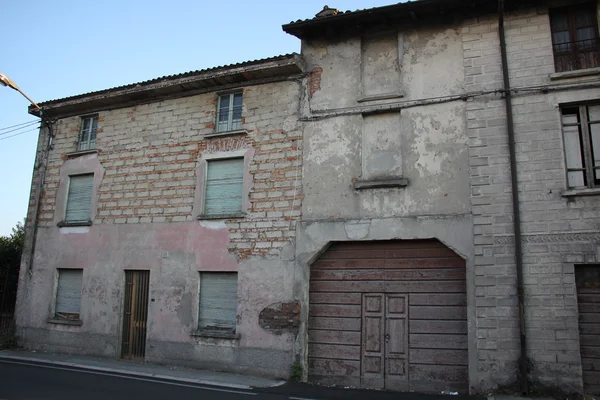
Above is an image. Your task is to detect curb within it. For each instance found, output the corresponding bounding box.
[0,354,281,391]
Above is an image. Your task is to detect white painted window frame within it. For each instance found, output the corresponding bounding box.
[78,115,98,151]
[216,92,243,133]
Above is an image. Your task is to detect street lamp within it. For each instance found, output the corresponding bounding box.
[0,72,41,111]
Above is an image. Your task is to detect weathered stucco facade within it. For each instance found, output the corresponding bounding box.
[16,55,306,378]
[15,0,600,396]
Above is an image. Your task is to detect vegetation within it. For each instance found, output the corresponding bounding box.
[289,361,303,383]
[0,221,24,349]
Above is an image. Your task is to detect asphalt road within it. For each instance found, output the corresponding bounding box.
[0,359,478,400]
[0,360,286,400]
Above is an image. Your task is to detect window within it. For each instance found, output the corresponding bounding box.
[562,105,600,189]
[216,93,242,132]
[78,116,98,151]
[65,174,94,223]
[55,269,83,320]
[198,272,238,331]
[550,3,600,73]
[204,158,244,216]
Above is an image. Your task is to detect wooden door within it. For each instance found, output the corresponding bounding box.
[384,294,409,390]
[121,270,150,360]
[361,293,409,390]
[361,294,385,388]
[308,239,468,393]
[575,265,600,395]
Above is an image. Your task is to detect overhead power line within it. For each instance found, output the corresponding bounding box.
[0,121,40,137]
[0,126,40,141]
[0,119,39,132]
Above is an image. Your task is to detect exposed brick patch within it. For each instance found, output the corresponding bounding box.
[309,67,323,97]
[34,81,303,261]
[258,301,300,334]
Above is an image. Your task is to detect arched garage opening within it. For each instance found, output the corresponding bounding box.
[307,239,468,393]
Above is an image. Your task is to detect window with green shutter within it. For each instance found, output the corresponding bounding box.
[65,174,94,223]
[204,158,244,216]
[198,272,238,331]
[55,269,83,320]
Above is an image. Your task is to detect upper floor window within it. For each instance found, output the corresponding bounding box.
[216,93,242,133]
[65,174,94,223]
[78,116,98,151]
[204,158,244,217]
[550,3,600,73]
[562,104,600,189]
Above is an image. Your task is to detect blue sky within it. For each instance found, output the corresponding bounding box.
[0,0,391,235]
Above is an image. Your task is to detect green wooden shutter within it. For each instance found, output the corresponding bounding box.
[65,174,94,222]
[56,269,83,317]
[198,272,238,330]
[205,158,244,216]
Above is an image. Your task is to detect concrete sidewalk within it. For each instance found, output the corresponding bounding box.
[0,349,284,390]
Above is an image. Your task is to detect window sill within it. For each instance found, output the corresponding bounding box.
[197,213,246,220]
[550,67,600,81]
[190,329,240,340]
[205,129,248,138]
[47,318,82,326]
[357,91,405,103]
[66,149,98,158]
[562,187,600,198]
[354,178,409,190]
[57,220,93,227]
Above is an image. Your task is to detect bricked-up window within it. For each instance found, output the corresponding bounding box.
[198,272,238,331]
[216,93,242,132]
[65,174,94,222]
[54,269,83,320]
[550,3,600,73]
[562,105,600,189]
[78,115,98,151]
[204,158,244,216]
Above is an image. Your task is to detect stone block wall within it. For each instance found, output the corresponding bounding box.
[463,5,600,394]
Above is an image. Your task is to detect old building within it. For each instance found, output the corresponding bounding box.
[15,0,600,396]
[282,0,600,395]
[16,54,305,378]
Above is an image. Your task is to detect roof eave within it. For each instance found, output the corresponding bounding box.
[282,0,548,39]
[31,53,305,118]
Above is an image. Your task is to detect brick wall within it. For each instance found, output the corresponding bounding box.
[36,79,303,259]
[464,5,600,394]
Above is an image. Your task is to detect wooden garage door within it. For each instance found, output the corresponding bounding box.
[308,239,468,393]
[575,265,600,395]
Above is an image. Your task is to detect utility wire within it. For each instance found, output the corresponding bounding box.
[0,126,41,141]
[0,121,40,136]
[0,120,39,132]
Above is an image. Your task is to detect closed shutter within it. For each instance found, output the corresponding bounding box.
[199,272,238,330]
[205,158,244,216]
[65,174,94,222]
[55,269,83,318]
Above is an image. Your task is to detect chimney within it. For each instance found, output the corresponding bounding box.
[315,5,339,18]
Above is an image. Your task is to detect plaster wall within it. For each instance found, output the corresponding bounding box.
[16,78,303,378]
[300,25,470,221]
[297,22,477,390]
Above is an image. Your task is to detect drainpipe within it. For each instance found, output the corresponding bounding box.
[25,112,54,275]
[498,0,528,394]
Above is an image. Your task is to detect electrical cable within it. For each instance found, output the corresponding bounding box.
[0,121,40,136]
[0,126,40,141]
[0,120,39,132]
